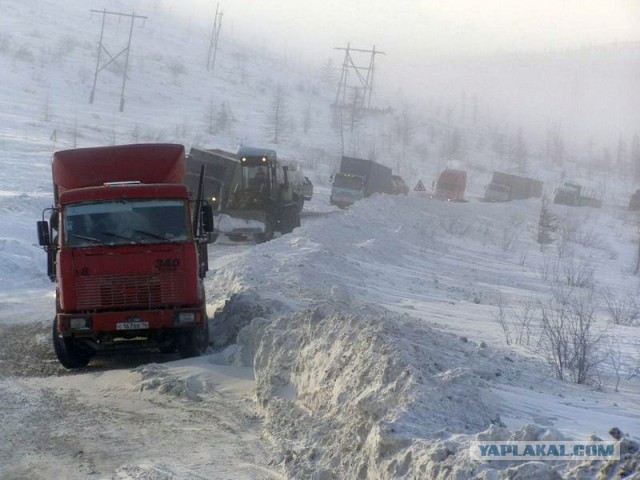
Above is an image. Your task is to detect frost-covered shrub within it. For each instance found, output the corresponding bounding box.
[13,44,34,63]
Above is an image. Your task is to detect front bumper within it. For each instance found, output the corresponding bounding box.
[57,307,205,336]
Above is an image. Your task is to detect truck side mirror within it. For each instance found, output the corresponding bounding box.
[202,204,214,233]
[50,211,59,231]
[37,221,50,246]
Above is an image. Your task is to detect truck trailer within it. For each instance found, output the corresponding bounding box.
[484,172,543,202]
[553,182,602,208]
[330,156,393,208]
[36,144,215,368]
[186,147,241,211]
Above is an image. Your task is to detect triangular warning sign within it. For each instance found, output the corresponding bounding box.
[414,180,426,192]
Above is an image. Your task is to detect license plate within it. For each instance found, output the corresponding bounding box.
[116,321,149,331]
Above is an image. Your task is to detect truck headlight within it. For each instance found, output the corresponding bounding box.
[175,312,196,325]
[69,317,91,330]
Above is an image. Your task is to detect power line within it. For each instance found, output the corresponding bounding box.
[206,3,224,74]
[333,44,385,110]
[88,9,147,112]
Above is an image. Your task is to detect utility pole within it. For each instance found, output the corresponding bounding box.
[206,3,223,74]
[88,9,147,112]
[635,214,640,274]
[333,44,385,110]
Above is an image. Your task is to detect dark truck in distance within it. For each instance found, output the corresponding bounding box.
[186,147,242,242]
[186,147,241,211]
[330,156,393,208]
[391,175,409,195]
[36,144,214,368]
[553,182,602,208]
[484,172,544,202]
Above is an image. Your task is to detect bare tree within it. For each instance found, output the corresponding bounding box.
[626,350,640,381]
[601,289,639,326]
[501,213,525,253]
[558,253,594,289]
[495,291,512,345]
[302,104,311,135]
[538,291,605,384]
[267,86,287,144]
[607,340,623,392]
[494,294,536,346]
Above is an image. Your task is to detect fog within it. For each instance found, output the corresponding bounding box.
[161,0,639,149]
[183,0,639,58]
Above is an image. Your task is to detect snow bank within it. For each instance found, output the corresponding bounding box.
[235,307,503,478]
[208,193,640,478]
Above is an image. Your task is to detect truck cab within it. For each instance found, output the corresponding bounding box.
[434,169,467,201]
[329,156,393,208]
[553,183,581,206]
[330,172,366,208]
[484,183,510,202]
[37,144,214,368]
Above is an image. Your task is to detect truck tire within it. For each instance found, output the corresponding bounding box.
[280,206,300,234]
[158,344,177,354]
[253,217,274,244]
[177,321,209,359]
[52,319,92,369]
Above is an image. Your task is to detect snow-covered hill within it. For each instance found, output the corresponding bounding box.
[1,0,639,479]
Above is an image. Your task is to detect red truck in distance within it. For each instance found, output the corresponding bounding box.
[433,169,467,202]
[36,144,214,368]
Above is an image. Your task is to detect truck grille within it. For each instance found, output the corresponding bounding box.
[75,273,186,310]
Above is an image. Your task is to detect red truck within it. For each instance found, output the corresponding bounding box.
[433,169,467,201]
[36,144,214,368]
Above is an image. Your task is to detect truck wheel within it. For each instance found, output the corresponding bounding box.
[254,217,274,244]
[177,321,209,359]
[52,319,92,369]
[280,207,300,234]
[159,344,177,354]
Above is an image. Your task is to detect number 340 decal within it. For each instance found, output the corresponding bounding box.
[155,258,180,270]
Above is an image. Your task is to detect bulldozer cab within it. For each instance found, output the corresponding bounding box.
[230,147,285,208]
[243,164,273,195]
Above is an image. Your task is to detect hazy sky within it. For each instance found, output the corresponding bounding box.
[185,0,640,61]
[168,0,639,144]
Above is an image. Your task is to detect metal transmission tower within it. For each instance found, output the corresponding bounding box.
[206,3,224,74]
[333,44,385,110]
[89,9,147,112]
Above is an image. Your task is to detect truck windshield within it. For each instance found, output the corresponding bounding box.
[64,199,190,247]
[333,174,364,190]
[437,181,459,191]
[243,165,270,190]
